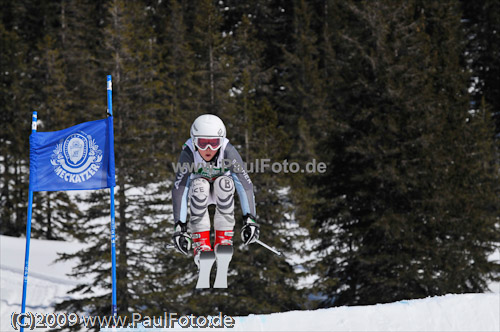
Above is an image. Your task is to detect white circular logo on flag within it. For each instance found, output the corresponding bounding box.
[50,131,103,184]
[65,133,88,166]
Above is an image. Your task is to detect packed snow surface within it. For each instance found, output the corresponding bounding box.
[1,235,499,331]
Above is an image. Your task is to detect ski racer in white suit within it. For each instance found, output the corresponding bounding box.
[172,114,259,264]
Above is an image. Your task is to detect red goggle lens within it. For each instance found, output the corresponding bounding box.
[196,138,221,150]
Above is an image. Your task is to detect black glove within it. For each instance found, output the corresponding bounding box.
[172,221,192,255]
[241,215,260,245]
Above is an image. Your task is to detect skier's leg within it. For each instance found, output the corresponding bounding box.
[213,176,235,248]
[212,176,235,288]
[189,178,212,264]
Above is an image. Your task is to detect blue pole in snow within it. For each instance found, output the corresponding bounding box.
[20,111,37,332]
[107,75,117,316]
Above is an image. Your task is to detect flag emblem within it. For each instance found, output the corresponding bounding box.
[50,131,103,184]
[66,133,87,165]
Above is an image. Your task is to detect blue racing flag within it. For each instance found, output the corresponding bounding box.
[29,117,115,191]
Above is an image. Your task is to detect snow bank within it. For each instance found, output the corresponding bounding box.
[0,235,89,331]
[100,293,497,331]
[2,235,499,332]
[228,293,499,331]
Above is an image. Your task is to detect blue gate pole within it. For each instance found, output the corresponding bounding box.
[107,75,117,316]
[20,111,37,332]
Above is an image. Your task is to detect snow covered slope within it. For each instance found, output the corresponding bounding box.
[0,235,91,331]
[1,235,499,331]
[225,294,499,331]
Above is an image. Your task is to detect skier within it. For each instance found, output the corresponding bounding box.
[171,114,260,270]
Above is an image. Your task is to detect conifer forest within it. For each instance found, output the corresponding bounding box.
[1,0,499,322]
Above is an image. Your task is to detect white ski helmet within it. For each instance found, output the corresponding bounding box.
[190,114,226,150]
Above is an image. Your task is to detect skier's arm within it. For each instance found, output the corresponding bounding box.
[172,146,194,224]
[224,143,256,218]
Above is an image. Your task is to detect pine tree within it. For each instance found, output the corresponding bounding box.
[189,0,235,116]
[58,0,109,124]
[416,0,500,294]
[1,0,84,237]
[29,5,86,239]
[277,0,326,160]
[155,0,198,157]
[461,0,500,133]
[56,0,170,320]
[312,0,500,306]
[0,7,29,236]
[272,0,328,302]
[32,192,83,240]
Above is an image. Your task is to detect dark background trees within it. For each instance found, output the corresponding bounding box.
[1,0,498,320]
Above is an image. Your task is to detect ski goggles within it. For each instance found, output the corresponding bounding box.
[194,137,221,150]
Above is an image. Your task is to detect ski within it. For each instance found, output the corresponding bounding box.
[195,251,216,289]
[213,245,233,288]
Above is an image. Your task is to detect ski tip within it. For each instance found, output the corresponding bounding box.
[195,284,211,289]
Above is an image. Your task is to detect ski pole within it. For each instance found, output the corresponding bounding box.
[255,239,283,257]
[167,240,283,256]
